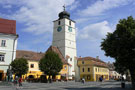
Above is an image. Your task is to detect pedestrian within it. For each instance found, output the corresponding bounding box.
[121,76,125,88]
[13,76,18,86]
[82,78,85,84]
[99,76,103,82]
[19,77,23,87]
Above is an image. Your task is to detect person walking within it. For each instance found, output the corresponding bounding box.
[82,78,85,84]
[19,77,22,87]
[13,76,18,86]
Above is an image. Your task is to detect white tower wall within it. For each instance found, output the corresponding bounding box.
[52,18,77,78]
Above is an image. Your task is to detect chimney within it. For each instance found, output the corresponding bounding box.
[79,56,81,58]
[96,56,99,59]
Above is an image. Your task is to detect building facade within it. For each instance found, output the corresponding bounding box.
[77,57,109,81]
[52,9,77,79]
[0,18,18,81]
[16,46,71,80]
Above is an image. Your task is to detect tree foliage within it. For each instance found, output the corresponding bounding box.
[101,16,135,89]
[113,61,127,75]
[10,58,28,77]
[39,51,63,77]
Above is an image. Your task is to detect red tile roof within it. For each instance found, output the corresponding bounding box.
[46,46,72,66]
[0,18,16,34]
[78,56,108,68]
[16,50,44,61]
[16,46,71,66]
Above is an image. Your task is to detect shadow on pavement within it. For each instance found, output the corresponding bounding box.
[65,87,131,90]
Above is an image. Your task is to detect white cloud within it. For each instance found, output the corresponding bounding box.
[75,18,90,24]
[78,0,133,16]
[78,21,112,40]
[0,0,75,35]
[69,1,80,10]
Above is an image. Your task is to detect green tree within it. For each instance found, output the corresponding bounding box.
[113,61,127,76]
[39,51,63,81]
[10,58,28,77]
[101,16,135,89]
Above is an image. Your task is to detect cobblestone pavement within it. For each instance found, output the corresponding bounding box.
[0,80,132,90]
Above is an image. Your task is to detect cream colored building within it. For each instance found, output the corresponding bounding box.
[16,46,71,80]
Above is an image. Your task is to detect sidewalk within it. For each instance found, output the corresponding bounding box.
[0,81,12,86]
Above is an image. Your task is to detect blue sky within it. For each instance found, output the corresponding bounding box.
[0,0,135,63]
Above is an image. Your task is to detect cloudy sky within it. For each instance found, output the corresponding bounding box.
[0,0,135,62]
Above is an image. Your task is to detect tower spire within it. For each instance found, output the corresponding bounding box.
[63,4,65,11]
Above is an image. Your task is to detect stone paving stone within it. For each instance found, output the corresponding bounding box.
[0,80,132,90]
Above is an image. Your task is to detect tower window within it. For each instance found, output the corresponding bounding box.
[69,21,71,25]
[58,21,61,25]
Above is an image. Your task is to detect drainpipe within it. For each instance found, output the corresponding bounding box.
[11,34,19,63]
[10,34,18,77]
[7,34,18,81]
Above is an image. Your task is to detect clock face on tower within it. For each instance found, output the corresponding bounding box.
[57,26,62,32]
[68,26,72,32]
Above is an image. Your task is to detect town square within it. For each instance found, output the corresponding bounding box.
[0,0,135,90]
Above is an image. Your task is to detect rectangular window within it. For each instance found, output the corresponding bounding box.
[58,21,61,25]
[82,61,84,64]
[82,68,84,72]
[30,64,34,68]
[0,54,5,62]
[1,40,6,47]
[70,58,72,61]
[69,21,71,25]
[95,68,97,72]
[88,68,90,72]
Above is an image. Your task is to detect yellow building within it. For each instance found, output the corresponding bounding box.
[16,46,71,80]
[78,57,109,81]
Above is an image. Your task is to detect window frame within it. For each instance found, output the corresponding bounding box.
[82,61,84,64]
[1,40,6,47]
[0,54,5,62]
[70,58,72,61]
[30,64,34,68]
[58,21,61,25]
[88,68,90,72]
[69,21,71,25]
[82,68,84,72]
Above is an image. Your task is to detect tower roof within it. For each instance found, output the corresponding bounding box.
[58,11,70,19]
[58,5,70,19]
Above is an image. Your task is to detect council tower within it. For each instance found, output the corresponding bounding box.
[52,7,77,79]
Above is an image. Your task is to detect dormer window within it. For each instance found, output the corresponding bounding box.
[82,61,84,64]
